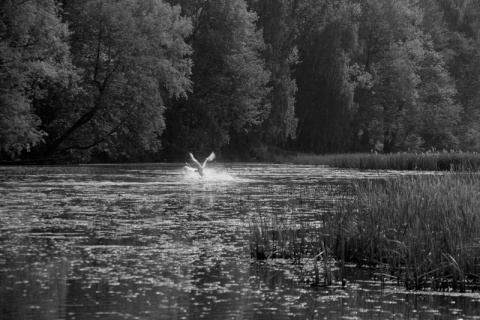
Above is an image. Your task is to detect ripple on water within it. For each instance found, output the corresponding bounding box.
[1,163,480,320]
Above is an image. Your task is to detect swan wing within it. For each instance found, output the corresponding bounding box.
[206,152,216,162]
[202,152,215,167]
[189,153,202,170]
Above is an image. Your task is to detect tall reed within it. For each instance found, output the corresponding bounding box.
[273,151,480,171]
[249,184,356,286]
[353,173,480,291]
[249,173,480,291]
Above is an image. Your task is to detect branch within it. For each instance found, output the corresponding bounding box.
[59,118,127,151]
[93,27,103,90]
[185,4,205,44]
[46,98,103,156]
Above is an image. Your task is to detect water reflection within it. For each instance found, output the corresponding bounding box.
[0,163,479,319]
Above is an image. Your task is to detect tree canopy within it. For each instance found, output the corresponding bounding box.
[2,0,480,161]
[48,0,193,160]
[162,0,270,160]
[0,0,75,156]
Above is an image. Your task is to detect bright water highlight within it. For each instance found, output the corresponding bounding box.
[0,163,479,319]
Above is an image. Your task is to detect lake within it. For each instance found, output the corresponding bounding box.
[1,163,479,319]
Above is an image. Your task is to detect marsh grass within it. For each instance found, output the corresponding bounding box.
[249,185,356,287]
[272,151,480,171]
[249,173,480,291]
[354,173,480,291]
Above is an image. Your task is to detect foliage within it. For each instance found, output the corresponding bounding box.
[293,0,363,153]
[353,174,480,291]
[249,173,480,291]
[48,0,193,160]
[4,0,480,161]
[0,0,76,157]
[247,0,299,144]
[417,41,461,150]
[350,0,461,153]
[163,0,270,158]
[421,0,480,152]
[248,181,355,286]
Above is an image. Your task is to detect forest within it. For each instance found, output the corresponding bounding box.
[2,0,480,162]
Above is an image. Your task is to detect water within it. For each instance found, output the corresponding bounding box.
[1,163,479,319]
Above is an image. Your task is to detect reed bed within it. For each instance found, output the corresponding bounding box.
[249,173,480,292]
[273,151,480,171]
[249,185,356,287]
[353,173,480,291]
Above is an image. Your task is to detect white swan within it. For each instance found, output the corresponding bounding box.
[184,152,215,177]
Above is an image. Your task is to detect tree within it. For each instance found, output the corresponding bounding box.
[44,0,193,160]
[293,0,363,153]
[417,40,461,150]
[163,0,270,159]
[420,0,480,150]
[350,0,460,152]
[0,0,75,158]
[450,35,480,150]
[247,0,299,144]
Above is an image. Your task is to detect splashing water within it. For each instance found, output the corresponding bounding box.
[182,166,237,181]
[202,168,237,181]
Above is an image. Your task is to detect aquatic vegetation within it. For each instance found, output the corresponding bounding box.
[250,173,480,292]
[273,150,480,171]
[249,184,356,287]
[353,173,480,292]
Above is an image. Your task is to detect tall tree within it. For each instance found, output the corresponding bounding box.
[413,0,480,151]
[247,0,299,145]
[293,0,363,153]
[351,0,460,152]
[45,0,193,160]
[163,0,270,159]
[417,40,461,150]
[0,0,75,158]
[450,35,480,150]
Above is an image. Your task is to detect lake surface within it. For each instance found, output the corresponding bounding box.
[1,163,480,319]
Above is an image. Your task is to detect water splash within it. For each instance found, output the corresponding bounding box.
[182,167,236,182]
[202,168,236,181]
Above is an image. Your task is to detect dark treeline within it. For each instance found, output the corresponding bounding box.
[2,0,480,162]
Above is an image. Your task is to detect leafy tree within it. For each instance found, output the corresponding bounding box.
[423,0,480,150]
[163,0,270,159]
[247,0,299,144]
[351,0,460,152]
[451,35,480,150]
[293,0,363,153]
[4,0,478,161]
[45,0,193,160]
[0,0,75,158]
[417,40,461,150]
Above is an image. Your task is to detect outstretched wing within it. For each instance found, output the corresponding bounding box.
[202,152,215,167]
[189,153,202,170]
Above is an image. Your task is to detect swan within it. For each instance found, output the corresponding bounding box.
[184,152,215,177]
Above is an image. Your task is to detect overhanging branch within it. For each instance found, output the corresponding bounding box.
[59,118,127,152]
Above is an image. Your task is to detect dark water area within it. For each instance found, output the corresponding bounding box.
[1,163,479,319]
